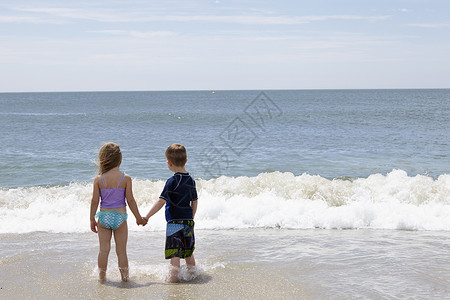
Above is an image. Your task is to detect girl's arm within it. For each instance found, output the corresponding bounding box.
[124,175,146,225]
[90,176,100,233]
[191,200,198,219]
[144,198,166,220]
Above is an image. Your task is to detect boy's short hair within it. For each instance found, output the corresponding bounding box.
[165,144,187,167]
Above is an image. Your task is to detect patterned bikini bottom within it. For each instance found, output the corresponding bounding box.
[96,211,128,230]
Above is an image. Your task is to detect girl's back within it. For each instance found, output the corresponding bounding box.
[100,169,127,189]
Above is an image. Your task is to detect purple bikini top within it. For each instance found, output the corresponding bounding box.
[99,172,127,208]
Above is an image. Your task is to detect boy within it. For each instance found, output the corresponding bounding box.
[144,144,198,282]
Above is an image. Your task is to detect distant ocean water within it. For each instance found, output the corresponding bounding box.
[1,89,449,188]
[1,89,449,299]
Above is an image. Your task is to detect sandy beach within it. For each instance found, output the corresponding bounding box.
[1,229,449,299]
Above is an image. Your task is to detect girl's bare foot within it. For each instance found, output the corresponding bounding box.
[99,268,107,282]
[119,267,129,282]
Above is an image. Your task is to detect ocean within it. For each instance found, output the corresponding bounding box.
[1,89,449,299]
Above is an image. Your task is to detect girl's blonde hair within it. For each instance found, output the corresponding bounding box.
[97,142,122,174]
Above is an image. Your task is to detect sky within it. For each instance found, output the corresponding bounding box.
[1,0,449,92]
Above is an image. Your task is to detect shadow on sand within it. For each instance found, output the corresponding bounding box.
[100,273,213,288]
[100,280,155,289]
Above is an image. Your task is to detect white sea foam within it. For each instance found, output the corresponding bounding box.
[129,262,221,282]
[89,261,224,282]
[1,170,449,233]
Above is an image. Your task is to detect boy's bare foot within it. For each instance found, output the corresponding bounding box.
[167,275,179,283]
[167,265,180,283]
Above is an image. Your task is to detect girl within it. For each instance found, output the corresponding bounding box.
[90,142,147,281]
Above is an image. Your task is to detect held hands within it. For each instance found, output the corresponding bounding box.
[136,216,148,226]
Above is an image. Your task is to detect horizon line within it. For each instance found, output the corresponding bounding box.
[1,87,449,94]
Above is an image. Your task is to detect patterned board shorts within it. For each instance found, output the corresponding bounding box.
[165,220,195,259]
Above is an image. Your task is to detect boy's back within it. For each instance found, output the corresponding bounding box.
[160,172,198,222]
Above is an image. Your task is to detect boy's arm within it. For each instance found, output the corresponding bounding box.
[191,200,198,219]
[145,198,166,220]
[90,176,100,233]
[124,175,146,225]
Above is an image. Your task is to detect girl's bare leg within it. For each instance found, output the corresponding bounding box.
[113,221,129,281]
[97,224,112,281]
[168,257,181,283]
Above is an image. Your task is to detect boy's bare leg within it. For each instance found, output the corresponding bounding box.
[97,224,112,281]
[185,254,196,270]
[168,257,181,283]
[113,221,129,281]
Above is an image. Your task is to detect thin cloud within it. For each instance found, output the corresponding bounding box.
[405,23,449,28]
[0,15,62,23]
[89,30,176,38]
[12,7,390,25]
[13,7,136,22]
[148,14,391,25]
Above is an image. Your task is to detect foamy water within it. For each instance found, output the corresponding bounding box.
[1,170,449,234]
